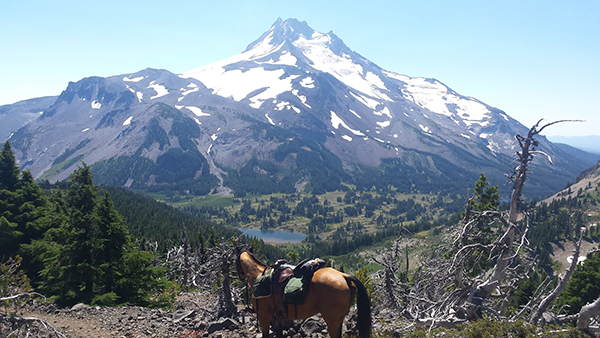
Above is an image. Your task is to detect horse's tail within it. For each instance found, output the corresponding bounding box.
[346,276,371,338]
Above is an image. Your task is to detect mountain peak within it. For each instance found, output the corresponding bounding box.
[245,18,317,52]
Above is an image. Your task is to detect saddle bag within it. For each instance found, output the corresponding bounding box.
[253,269,273,298]
[283,275,307,305]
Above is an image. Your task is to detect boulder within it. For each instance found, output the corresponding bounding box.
[172,310,194,323]
[207,317,239,333]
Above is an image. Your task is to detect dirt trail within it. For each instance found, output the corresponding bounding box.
[20,308,116,338]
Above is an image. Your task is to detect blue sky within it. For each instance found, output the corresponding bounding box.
[1,1,598,136]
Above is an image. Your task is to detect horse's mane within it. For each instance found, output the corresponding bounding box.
[240,248,268,267]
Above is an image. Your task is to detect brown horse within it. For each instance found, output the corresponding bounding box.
[236,249,371,338]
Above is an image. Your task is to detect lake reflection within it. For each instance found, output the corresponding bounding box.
[239,228,306,243]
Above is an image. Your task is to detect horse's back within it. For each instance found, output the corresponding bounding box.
[312,268,350,290]
[309,268,354,307]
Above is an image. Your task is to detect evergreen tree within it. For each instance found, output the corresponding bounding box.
[0,216,21,259]
[0,141,20,192]
[24,163,164,305]
[14,170,49,244]
[472,173,500,212]
[0,142,49,258]
[558,251,600,314]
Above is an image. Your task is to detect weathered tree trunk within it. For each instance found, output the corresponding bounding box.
[467,119,570,319]
[221,252,236,316]
[577,295,600,329]
[530,233,582,324]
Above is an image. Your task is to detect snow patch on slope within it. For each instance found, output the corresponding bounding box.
[292,33,391,101]
[349,92,379,110]
[300,77,315,88]
[249,74,300,108]
[184,106,210,117]
[148,82,169,99]
[182,30,294,103]
[261,50,297,66]
[123,76,144,82]
[265,113,275,125]
[376,120,391,128]
[330,111,364,136]
[400,78,491,127]
[349,109,361,119]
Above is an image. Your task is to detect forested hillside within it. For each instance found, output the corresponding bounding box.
[4,123,600,337]
[0,139,240,309]
[104,186,237,252]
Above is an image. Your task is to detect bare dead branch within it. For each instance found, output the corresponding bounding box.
[530,231,583,324]
[577,295,600,329]
[1,315,67,338]
[0,293,45,303]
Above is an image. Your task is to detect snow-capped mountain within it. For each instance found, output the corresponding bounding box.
[181,18,521,160]
[6,18,598,199]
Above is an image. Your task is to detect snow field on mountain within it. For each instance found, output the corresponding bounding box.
[399,77,491,127]
[180,84,199,96]
[299,77,315,88]
[348,109,362,119]
[249,74,300,108]
[186,106,210,117]
[148,81,169,99]
[291,89,310,108]
[292,33,391,102]
[374,107,392,119]
[122,76,144,82]
[330,111,364,136]
[261,50,297,66]
[265,113,275,125]
[377,120,391,128]
[181,30,294,105]
[349,92,380,110]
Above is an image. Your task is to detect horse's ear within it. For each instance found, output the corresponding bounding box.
[234,236,242,255]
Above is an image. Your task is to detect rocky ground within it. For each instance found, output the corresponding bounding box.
[3,292,384,338]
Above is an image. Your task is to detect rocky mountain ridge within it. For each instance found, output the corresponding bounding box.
[4,18,598,199]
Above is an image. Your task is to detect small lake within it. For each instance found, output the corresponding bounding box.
[238,228,306,244]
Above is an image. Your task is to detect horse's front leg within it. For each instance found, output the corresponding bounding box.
[258,314,272,337]
[257,307,273,337]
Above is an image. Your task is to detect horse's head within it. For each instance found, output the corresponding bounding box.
[235,254,247,282]
[236,246,267,284]
[235,241,252,282]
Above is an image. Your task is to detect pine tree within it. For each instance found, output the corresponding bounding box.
[0,141,20,192]
[472,173,500,212]
[23,163,165,305]
[14,170,49,243]
[0,142,49,258]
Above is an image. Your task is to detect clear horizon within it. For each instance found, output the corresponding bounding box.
[1,1,598,136]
